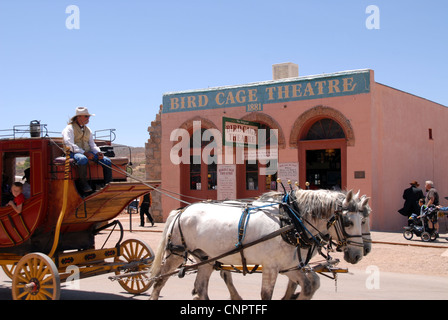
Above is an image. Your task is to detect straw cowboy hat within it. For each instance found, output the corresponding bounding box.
[70,107,95,122]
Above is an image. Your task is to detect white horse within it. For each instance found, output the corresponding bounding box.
[264,193,372,300]
[149,189,364,300]
[205,191,371,300]
[360,195,372,256]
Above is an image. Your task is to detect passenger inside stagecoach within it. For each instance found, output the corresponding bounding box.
[7,182,25,214]
[62,107,112,194]
[22,168,31,199]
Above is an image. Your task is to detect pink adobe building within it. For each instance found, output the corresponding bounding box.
[150,65,448,232]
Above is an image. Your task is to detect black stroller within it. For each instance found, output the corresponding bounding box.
[403,206,439,242]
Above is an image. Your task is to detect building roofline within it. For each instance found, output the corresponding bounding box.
[376,82,447,108]
[163,69,372,96]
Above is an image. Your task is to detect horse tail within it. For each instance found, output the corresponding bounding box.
[150,208,182,278]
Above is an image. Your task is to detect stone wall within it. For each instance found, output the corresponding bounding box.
[145,105,162,222]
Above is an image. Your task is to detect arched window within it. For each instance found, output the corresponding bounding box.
[305,119,345,140]
[188,128,217,191]
[241,123,278,193]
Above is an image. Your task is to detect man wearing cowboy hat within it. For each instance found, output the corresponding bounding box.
[62,107,112,193]
[398,180,424,217]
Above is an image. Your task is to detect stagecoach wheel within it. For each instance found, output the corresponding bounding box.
[421,232,431,242]
[114,239,155,294]
[403,230,413,240]
[1,263,17,279]
[12,253,60,300]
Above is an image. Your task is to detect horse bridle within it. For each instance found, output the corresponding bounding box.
[358,208,372,245]
[287,191,364,252]
[327,206,365,250]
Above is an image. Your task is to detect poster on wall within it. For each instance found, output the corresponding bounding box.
[277,162,299,190]
[217,164,236,200]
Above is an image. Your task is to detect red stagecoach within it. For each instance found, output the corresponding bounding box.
[0,123,159,299]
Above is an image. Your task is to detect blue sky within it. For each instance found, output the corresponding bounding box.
[0,1,447,147]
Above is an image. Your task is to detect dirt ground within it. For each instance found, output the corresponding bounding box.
[330,242,448,277]
[103,221,448,279]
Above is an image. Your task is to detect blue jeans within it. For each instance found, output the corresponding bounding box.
[70,152,111,166]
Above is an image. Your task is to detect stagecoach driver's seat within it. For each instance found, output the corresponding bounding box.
[62,107,113,194]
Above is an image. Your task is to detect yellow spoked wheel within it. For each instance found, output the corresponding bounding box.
[12,253,60,300]
[114,239,154,294]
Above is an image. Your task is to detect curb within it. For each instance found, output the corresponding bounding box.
[372,240,448,249]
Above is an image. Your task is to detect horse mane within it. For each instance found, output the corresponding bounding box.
[257,191,284,202]
[258,189,355,220]
[293,189,347,219]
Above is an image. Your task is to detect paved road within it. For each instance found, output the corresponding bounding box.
[2,264,446,301]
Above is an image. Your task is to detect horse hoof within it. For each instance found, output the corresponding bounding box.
[178,267,186,278]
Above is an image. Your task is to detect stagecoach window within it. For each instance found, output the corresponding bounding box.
[246,160,258,190]
[1,152,31,205]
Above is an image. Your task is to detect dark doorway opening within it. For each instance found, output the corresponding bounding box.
[306,148,341,190]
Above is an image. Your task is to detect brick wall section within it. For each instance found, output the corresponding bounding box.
[145,105,162,222]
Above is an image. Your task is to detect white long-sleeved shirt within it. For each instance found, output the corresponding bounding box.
[62,124,101,154]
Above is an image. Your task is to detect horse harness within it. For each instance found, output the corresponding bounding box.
[164,192,363,277]
[164,205,295,278]
[165,203,280,276]
[279,191,335,268]
[283,191,364,256]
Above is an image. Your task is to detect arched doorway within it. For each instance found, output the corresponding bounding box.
[298,118,347,190]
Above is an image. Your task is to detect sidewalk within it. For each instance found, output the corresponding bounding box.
[371,230,448,248]
[116,214,448,249]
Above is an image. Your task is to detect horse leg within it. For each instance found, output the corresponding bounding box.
[191,264,214,300]
[260,267,278,300]
[297,271,320,300]
[303,271,321,300]
[284,270,320,300]
[281,280,298,300]
[149,254,184,300]
[282,268,315,300]
[220,270,243,300]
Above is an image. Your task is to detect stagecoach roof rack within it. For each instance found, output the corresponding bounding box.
[0,122,116,143]
[93,128,116,143]
[0,123,50,140]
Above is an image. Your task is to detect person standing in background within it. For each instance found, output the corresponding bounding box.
[139,193,154,227]
[399,180,424,217]
[425,180,440,237]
